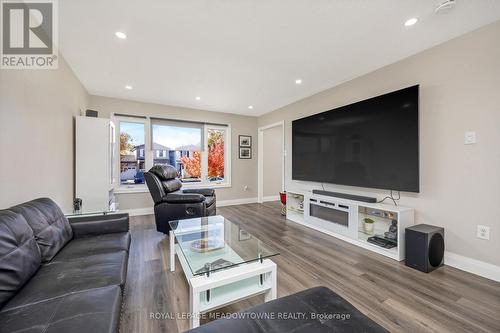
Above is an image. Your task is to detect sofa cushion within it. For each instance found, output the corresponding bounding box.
[9,198,73,262]
[0,285,122,333]
[2,251,127,310]
[165,192,204,203]
[162,179,182,192]
[182,188,215,197]
[69,214,130,238]
[0,211,42,308]
[188,286,388,333]
[52,232,131,261]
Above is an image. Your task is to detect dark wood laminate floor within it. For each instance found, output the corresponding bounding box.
[121,201,500,333]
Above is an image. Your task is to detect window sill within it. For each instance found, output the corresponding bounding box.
[115,185,149,194]
[114,182,231,194]
[183,182,232,189]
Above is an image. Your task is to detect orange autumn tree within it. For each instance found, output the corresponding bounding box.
[208,130,224,178]
[180,152,201,178]
[120,133,134,155]
[180,130,224,180]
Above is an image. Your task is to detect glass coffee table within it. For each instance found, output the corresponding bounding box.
[64,209,118,217]
[169,215,279,329]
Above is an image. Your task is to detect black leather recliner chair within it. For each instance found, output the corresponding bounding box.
[145,165,216,233]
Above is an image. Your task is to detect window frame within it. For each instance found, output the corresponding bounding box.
[113,114,231,193]
[204,124,231,186]
[113,116,150,192]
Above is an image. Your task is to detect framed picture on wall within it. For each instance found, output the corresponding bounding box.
[239,147,252,159]
[239,135,252,147]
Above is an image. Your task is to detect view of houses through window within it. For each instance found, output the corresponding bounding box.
[118,118,228,187]
[152,124,202,182]
[176,128,226,182]
[119,122,146,185]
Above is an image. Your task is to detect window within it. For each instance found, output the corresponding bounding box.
[119,121,146,185]
[114,115,230,190]
[156,150,167,158]
[152,123,203,183]
[207,128,225,182]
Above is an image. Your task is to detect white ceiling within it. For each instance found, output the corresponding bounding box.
[59,0,500,116]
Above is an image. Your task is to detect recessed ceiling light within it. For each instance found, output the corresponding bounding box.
[404,18,418,27]
[248,105,254,110]
[125,85,133,90]
[295,79,302,85]
[195,96,201,100]
[115,31,127,39]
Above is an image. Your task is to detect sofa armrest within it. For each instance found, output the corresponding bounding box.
[68,213,129,238]
[163,193,205,204]
[182,188,215,197]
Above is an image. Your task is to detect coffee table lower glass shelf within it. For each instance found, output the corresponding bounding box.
[169,215,279,329]
[65,209,118,217]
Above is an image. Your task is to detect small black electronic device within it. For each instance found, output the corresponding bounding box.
[367,236,397,249]
[73,198,82,213]
[85,109,98,117]
[312,190,377,203]
[405,224,444,273]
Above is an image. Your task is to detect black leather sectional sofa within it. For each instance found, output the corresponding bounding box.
[188,287,389,333]
[0,198,130,333]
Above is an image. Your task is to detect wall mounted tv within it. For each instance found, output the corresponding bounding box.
[292,85,419,192]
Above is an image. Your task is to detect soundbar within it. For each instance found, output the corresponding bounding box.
[312,190,377,203]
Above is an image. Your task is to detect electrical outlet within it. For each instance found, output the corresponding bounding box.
[464,131,476,145]
[477,225,490,240]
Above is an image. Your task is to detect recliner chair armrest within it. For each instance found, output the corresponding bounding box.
[163,193,205,204]
[182,188,215,197]
[68,213,129,238]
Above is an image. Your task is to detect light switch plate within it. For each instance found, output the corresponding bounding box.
[464,131,476,145]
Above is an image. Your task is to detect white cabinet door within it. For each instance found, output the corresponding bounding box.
[76,116,112,212]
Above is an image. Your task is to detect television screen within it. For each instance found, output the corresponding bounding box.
[292,85,419,192]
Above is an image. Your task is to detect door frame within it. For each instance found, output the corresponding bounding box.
[257,121,285,203]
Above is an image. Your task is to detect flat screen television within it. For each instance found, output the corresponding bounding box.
[292,85,419,192]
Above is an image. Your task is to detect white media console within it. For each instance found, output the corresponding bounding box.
[286,190,414,261]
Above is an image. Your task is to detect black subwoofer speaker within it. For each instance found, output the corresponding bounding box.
[405,224,444,273]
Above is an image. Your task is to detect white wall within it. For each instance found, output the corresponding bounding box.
[258,21,500,267]
[262,125,283,198]
[88,95,258,210]
[0,58,89,212]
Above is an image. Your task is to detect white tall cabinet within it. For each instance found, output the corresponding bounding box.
[76,116,116,212]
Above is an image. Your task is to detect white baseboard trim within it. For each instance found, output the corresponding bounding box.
[121,207,153,216]
[261,195,280,202]
[217,197,258,207]
[445,251,500,282]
